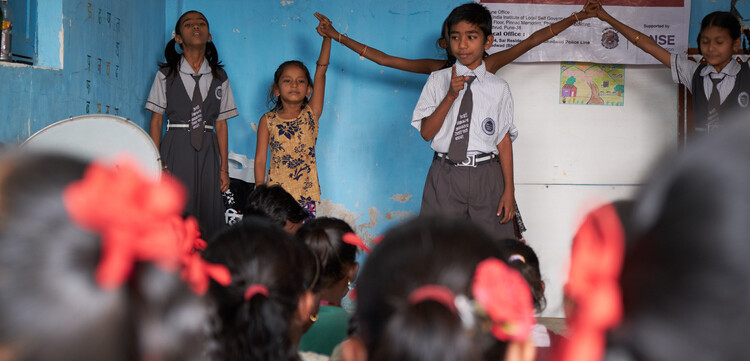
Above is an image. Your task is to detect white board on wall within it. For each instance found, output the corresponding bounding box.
[498,63,678,185]
[497,63,679,317]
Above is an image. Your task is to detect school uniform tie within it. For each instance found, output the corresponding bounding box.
[706,75,725,132]
[447,76,475,163]
[190,74,205,151]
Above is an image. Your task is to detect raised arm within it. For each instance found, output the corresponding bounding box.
[594,1,671,67]
[309,24,332,119]
[314,12,447,74]
[485,1,599,72]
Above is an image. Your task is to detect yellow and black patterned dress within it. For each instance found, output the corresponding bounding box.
[265,104,321,208]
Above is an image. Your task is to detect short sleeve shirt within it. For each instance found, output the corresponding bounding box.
[671,53,741,104]
[412,61,517,155]
[145,57,238,121]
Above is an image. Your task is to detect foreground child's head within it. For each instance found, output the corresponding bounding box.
[268,60,314,112]
[499,239,546,314]
[0,153,211,361]
[296,217,360,306]
[353,217,536,361]
[203,216,319,361]
[443,3,493,69]
[560,123,750,361]
[697,11,741,71]
[244,184,308,234]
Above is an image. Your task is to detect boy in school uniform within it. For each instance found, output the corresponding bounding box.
[412,2,518,239]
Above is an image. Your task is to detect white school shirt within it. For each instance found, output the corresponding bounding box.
[412,61,518,155]
[145,57,239,121]
[671,53,741,104]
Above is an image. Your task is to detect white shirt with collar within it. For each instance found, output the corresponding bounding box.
[412,61,517,155]
[145,57,239,121]
[671,53,741,104]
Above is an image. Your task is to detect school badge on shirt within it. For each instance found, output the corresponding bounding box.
[738,91,749,108]
[215,86,223,100]
[482,118,496,135]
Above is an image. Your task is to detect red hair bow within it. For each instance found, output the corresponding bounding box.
[342,232,372,254]
[63,158,231,294]
[555,203,625,361]
[472,258,535,342]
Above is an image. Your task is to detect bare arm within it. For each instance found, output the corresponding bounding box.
[486,3,598,72]
[254,115,269,185]
[595,2,671,67]
[310,30,331,118]
[420,65,467,141]
[215,119,229,192]
[149,112,163,149]
[496,133,515,224]
[315,12,447,74]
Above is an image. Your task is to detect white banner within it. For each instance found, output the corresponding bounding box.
[479,0,691,64]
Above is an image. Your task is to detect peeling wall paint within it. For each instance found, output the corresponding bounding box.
[385,210,412,221]
[391,193,412,203]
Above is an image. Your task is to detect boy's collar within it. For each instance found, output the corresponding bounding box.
[455,60,487,82]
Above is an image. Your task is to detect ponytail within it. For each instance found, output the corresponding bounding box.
[372,300,506,361]
[159,38,182,79]
[239,295,298,361]
[205,40,224,79]
[204,217,313,361]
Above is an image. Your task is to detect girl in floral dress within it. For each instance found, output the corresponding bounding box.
[254,25,331,218]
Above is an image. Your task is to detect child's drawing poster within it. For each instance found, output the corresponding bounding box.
[560,62,624,106]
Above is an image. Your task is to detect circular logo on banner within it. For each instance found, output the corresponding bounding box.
[215,86,223,100]
[738,91,749,108]
[601,28,619,49]
[482,118,495,135]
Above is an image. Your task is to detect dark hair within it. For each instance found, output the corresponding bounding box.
[444,3,493,42]
[244,184,308,227]
[267,60,313,112]
[606,122,750,361]
[438,18,457,69]
[499,239,546,313]
[203,216,318,361]
[159,10,223,79]
[356,216,509,361]
[696,11,743,55]
[0,153,207,361]
[296,217,357,292]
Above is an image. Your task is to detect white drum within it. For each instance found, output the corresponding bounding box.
[21,115,162,179]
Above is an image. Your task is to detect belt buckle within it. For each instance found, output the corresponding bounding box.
[456,155,476,167]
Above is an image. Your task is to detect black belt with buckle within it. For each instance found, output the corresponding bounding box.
[434,152,497,167]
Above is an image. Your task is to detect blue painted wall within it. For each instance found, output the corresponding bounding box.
[0,0,164,141]
[689,0,750,47]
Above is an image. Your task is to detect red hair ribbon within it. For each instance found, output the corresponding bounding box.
[63,158,231,295]
[408,285,457,313]
[244,284,269,301]
[342,232,372,254]
[472,258,536,342]
[554,203,625,361]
